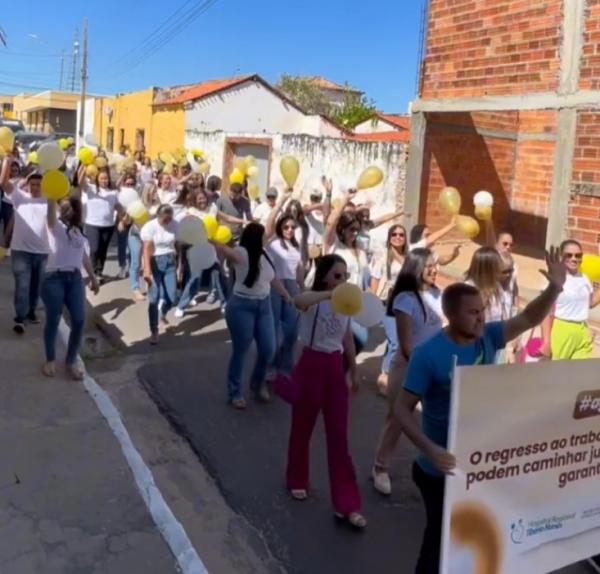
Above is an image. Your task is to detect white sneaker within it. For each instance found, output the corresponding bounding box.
[205,291,217,304]
[174,308,184,319]
[190,297,199,307]
[372,467,392,496]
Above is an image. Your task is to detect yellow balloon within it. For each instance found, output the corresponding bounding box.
[67,137,74,145]
[159,151,175,164]
[456,215,480,239]
[280,155,300,188]
[41,170,70,201]
[133,211,150,226]
[0,145,5,158]
[198,162,210,175]
[191,148,204,159]
[27,151,38,165]
[247,184,259,200]
[331,283,363,316]
[581,254,600,283]
[247,165,259,179]
[86,164,99,179]
[78,147,95,166]
[245,155,256,168]
[126,200,150,226]
[203,214,219,240]
[178,156,189,167]
[229,168,245,185]
[163,163,174,175]
[439,186,461,216]
[235,158,248,175]
[0,127,15,152]
[214,225,233,245]
[95,157,108,169]
[474,205,492,221]
[356,166,384,190]
[58,138,69,151]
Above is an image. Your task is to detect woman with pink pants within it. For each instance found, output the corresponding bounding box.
[285,254,365,529]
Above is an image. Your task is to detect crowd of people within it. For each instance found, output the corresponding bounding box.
[1,146,600,573]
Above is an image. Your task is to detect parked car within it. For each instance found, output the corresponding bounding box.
[15,131,50,151]
[0,118,25,133]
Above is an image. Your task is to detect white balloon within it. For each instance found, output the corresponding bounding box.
[188,242,216,275]
[118,187,140,208]
[177,216,207,246]
[473,190,494,208]
[37,143,64,170]
[84,133,98,147]
[354,292,386,328]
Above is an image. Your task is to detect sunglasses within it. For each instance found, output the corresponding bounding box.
[283,224,296,231]
[333,272,350,280]
[563,253,583,260]
[390,232,405,238]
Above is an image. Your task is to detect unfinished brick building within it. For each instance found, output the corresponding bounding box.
[405,0,600,253]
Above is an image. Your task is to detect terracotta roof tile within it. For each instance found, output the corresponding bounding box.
[345,131,410,144]
[157,75,254,105]
[376,113,410,130]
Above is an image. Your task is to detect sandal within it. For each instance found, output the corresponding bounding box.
[231,398,247,410]
[42,362,56,378]
[290,489,308,501]
[66,364,85,381]
[334,512,367,530]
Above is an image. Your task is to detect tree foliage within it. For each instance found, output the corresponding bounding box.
[276,74,376,129]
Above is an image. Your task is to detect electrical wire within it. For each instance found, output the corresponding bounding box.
[107,0,220,77]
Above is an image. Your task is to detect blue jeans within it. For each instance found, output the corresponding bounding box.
[128,231,143,291]
[11,250,48,322]
[270,279,300,374]
[382,314,398,374]
[207,264,227,303]
[41,270,85,364]
[224,294,276,401]
[148,253,177,334]
[352,320,368,355]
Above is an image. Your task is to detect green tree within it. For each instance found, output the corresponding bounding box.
[333,95,377,129]
[276,74,332,116]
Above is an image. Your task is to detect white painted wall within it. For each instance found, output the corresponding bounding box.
[185,130,407,214]
[354,117,401,134]
[185,80,344,137]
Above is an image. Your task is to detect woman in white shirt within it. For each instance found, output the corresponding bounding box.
[41,197,99,380]
[323,187,370,353]
[369,224,408,396]
[282,254,365,529]
[541,239,600,360]
[214,222,292,409]
[174,190,222,317]
[157,173,177,205]
[141,204,180,345]
[264,192,305,375]
[372,248,444,496]
[78,166,121,282]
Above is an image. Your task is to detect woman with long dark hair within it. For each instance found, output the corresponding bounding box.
[323,186,370,353]
[264,193,305,374]
[370,223,408,395]
[286,254,365,529]
[42,196,99,380]
[283,198,310,265]
[372,248,444,496]
[214,222,292,409]
[78,165,122,283]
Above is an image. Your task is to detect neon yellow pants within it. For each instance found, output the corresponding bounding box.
[551,318,593,361]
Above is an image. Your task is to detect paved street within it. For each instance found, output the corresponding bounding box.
[0,251,595,574]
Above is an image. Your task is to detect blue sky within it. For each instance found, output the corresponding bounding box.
[0,0,424,113]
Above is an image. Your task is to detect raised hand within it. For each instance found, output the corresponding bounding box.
[540,246,566,290]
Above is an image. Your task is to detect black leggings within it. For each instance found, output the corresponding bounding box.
[413,462,445,574]
[85,224,115,275]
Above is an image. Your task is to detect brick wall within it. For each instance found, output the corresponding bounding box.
[580,0,600,91]
[568,110,600,253]
[421,0,562,99]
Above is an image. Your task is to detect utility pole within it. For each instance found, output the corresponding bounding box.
[59,50,65,91]
[69,28,80,92]
[78,18,88,138]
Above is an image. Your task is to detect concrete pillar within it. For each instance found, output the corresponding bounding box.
[546,108,577,249]
[404,111,427,230]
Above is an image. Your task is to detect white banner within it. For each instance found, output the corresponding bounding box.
[441,359,600,574]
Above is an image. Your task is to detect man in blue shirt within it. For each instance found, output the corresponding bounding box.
[396,247,566,574]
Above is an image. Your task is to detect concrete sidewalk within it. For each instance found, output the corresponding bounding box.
[0,261,180,574]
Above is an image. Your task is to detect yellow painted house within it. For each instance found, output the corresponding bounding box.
[91,86,187,158]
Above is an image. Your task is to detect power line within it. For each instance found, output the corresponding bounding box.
[108,0,220,77]
[0,50,62,58]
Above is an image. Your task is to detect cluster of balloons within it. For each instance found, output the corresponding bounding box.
[229,155,259,193]
[330,283,385,328]
[473,190,494,222]
[438,186,480,240]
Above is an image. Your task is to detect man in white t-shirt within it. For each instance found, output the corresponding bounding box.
[0,158,50,334]
[304,189,326,248]
[252,187,278,226]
